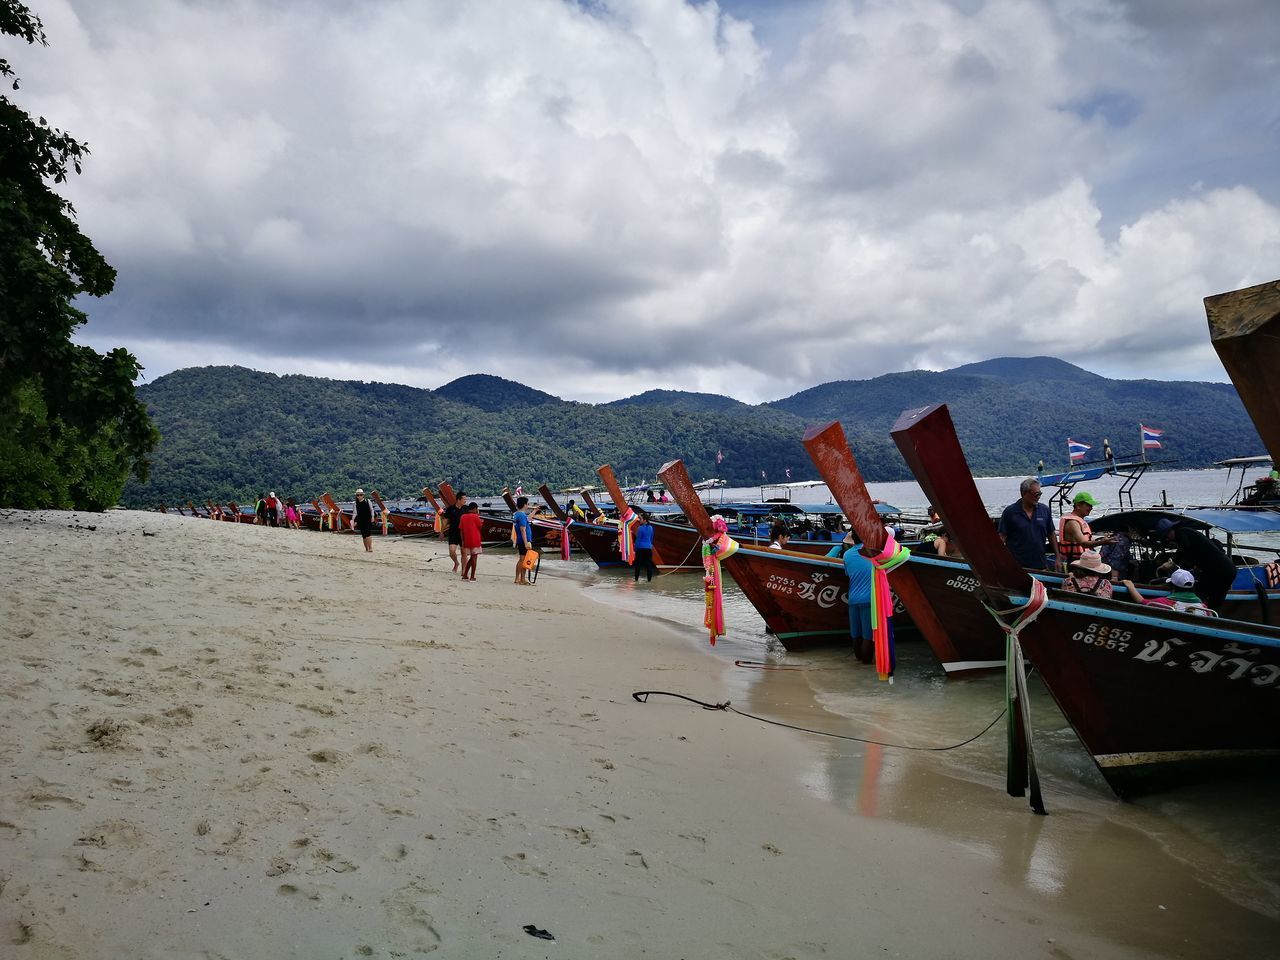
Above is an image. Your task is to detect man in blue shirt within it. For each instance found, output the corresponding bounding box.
[513,497,534,585]
[998,478,1059,570]
[827,534,875,659]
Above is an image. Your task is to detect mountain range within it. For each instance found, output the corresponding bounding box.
[119,358,1263,507]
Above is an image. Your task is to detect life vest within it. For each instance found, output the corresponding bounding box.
[1057,514,1092,565]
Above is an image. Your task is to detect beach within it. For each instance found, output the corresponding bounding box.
[2,509,1277,959]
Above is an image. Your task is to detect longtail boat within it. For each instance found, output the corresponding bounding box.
[659,458,858,649]
[892,401,1280,797]
[803,420,998,673]
[385,503,438,537]
[538,485,627,567]
[1206,278,1280,465]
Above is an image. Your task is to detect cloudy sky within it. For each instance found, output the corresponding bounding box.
[10,0,1280,402]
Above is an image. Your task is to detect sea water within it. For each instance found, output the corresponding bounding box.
[577,467,1280,951]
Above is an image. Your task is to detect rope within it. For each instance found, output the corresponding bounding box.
[631,690,1007,751]
[654,534,702,577]
[979,578,1049,815]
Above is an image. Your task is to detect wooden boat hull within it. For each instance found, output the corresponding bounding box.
[719,546,878,651]
[563,521,630,568]
[387,511,437,537]
[649,520,837,571]
[1000,587,1280,794]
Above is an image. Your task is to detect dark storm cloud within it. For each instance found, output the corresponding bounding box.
[8,0,1277,402]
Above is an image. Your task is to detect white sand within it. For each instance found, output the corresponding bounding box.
[0,509,1275,958]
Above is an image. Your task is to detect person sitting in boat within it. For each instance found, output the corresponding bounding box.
[565,498,587,522]
[920,505,951,556]
[767,523,789,550]
[1117,568,1217,617]
[658,490,670,503]
[646,488,657,502]
[1153,518,1235,612]
[1056,491,1114,569]
[998,478,1058,570]
[826,533,877,661]
[1062,549,1113,598]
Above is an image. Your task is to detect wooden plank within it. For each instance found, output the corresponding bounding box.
[1205,277,1280,465]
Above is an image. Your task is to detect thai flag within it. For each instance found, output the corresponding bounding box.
[1141,425,1163,450]
[1067,439,1091,462]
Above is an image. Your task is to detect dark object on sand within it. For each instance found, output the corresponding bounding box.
[523,924,554,941]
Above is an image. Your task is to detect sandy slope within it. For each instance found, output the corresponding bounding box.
[0,509,1273,959]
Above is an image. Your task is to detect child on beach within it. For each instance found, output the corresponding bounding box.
[459,502,483,581]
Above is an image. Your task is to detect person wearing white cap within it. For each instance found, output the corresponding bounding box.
[352,488,375,552]
[1117,568,1218,617]
[265,491,281,528]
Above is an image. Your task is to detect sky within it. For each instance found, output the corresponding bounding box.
[8,0,1280,403]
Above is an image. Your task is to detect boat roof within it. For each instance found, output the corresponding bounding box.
[1037,462,1146,486]
[1091,507,1280,535]
[1214,455,1274,467]
[694,501,900,517]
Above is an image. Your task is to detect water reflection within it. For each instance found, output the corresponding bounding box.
[579,558,1280,954]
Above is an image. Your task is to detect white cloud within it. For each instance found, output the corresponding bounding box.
[10,0,1277,403]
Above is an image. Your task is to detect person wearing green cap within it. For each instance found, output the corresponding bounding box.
[1055,490,1114,570]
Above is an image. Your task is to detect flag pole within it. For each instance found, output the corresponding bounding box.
[1140,424,1146,463]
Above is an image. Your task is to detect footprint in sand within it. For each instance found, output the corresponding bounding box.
[502,852,548,878]
[555,826,594,846]
[382,880,443,945]
[625,850,649,870]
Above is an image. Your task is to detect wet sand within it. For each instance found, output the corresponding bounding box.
[1,509,1276,958]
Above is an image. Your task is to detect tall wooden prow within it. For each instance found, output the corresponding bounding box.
[538,485,568,522]
[1205,278,1280,465]
[890,403,1043,813]
[801,421,958,669]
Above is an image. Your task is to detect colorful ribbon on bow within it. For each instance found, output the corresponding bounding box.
[560,519,573,560]
[617,507,637,564]
[701,516,739,645]
[867,532,911,682]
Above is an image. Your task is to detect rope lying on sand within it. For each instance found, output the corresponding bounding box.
[631,689,1008,752]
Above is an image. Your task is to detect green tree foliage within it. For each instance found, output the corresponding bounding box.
[0,0,159,509]
[121,361,1262,508]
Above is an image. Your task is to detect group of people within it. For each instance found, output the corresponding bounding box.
[997,477,1232,615]
[253,492,301,529]
[437,492,544,585]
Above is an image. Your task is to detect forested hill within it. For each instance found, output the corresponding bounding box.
[120,360,1263,507]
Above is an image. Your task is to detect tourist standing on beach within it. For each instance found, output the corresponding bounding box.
[513,496,533,585]
[444,492,467,573]
[459,502,483,581]
[633,511,657,581]
[352,488,375,553]
[255,493,267,525]
[284,497,300,530]
[265,491,281,527]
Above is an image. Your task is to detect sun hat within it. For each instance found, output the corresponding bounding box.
[1168,568,1195,588]
[355,488,365,495]
[1072,491,1098,506]
[1070,549,1111,575]
[269,491,276,497]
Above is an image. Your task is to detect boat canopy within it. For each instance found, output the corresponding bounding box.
[1215,455,1273,467]
[1091,508,1280,535]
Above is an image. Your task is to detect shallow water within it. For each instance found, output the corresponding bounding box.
[569,468,1280,954]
